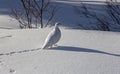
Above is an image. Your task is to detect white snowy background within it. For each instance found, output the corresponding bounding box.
[0,0,120,74]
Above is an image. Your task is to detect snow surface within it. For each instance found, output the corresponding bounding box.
[0,29,120,74]
[0,15,19,29]
[0,0,120,74]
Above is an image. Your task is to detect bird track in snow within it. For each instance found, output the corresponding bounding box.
[0,60,16,73]
[0,35,12,39]
[0,48,41,57]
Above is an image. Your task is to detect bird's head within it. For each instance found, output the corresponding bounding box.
[55,22,61,27]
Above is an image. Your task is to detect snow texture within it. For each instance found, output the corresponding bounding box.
[0,29,120,74]
[0,0,120,74]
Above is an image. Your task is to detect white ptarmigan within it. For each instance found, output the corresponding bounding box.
[41,23,61,49]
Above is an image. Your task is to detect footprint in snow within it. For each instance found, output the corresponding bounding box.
[0,35,12,39]
[0,60,4,65]
[0,61,16,73]
[10,68,16,73]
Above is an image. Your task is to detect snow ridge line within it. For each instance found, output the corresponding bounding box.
[0,48,41,56]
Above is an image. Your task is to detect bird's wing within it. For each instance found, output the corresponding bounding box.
[42,29,56,49]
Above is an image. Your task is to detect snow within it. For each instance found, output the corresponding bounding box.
[0,15,19,29]
[0,0,120,74]
[50,0,108,29]
[0,29,120,74]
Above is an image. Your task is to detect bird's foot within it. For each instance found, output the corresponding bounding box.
[48,44,58,49]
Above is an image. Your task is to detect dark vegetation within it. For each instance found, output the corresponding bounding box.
[11,0,57,28]
[75,0,120,31]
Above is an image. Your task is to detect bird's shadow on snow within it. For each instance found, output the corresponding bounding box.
[51,46,120,57]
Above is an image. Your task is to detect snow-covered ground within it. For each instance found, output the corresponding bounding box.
[0,15,19,29]
[0,29,120,74]
[0,0,120,74]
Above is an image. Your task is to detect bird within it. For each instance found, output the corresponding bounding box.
[41,22,61,49]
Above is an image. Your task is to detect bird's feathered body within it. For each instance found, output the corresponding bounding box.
[42,23,61,49]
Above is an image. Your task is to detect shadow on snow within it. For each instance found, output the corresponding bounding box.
[51,46,120,57]
[0,46,119,57]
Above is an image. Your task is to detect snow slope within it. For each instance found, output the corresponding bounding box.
[0,0,120,74]
[0,0,120,30]
[0,0,110,29]
[0,29,120,74]
[0,15,19,29]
